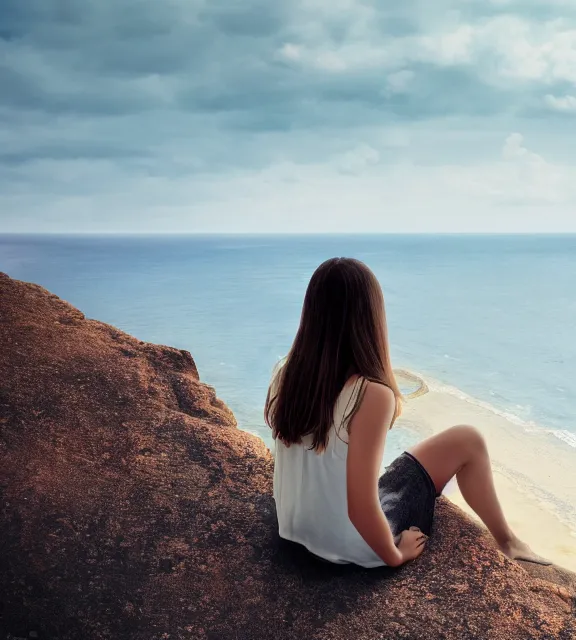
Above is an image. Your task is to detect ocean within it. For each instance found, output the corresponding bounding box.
[2,234,576,466]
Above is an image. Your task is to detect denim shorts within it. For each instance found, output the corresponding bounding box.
[379,451,438,541]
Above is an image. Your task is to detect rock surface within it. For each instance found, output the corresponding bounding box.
[0,272,575,640]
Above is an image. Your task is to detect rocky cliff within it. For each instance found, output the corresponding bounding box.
[0,272,575,640]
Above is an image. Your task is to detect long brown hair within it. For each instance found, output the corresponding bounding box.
[265,257,402,451]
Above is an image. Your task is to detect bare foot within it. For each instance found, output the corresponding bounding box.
[499,539,552,566]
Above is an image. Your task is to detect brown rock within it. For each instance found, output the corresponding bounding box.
[0,272,575,640]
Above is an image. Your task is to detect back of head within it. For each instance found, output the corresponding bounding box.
[265,257,402,451]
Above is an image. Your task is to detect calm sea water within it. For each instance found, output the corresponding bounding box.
[2,234,575,460]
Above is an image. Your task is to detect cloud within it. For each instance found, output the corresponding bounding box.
[334,144,380,174]
[278,43,302,61]
[438,132,576,207]
[0,0,576,233]
[385,70,415,94]
[498,133,575,203]
[545,94,576,112]
[502,133,541,162]
[277,16,576,89]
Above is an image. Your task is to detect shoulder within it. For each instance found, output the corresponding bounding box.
[361,380,396,405]
[348,381,396,442]
[356,380,396,422]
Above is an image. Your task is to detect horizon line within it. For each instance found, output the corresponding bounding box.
[2,231,576,237]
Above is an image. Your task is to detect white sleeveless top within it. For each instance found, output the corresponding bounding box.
[270,362,386,568]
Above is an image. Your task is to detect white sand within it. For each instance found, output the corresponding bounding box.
[397,379,576,572]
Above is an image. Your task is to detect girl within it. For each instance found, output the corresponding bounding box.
[265,257,550,568]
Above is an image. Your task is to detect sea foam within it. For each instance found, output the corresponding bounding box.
[409,372,576,449]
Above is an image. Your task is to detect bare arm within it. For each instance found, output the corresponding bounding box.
[346,382,404,567]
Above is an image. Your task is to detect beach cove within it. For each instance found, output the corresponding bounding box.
[396,371,576,571]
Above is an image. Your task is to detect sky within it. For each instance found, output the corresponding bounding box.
[1,0,576,234]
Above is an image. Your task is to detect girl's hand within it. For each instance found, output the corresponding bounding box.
[397,526,428,563]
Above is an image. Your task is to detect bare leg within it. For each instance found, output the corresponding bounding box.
[409,425,551,565]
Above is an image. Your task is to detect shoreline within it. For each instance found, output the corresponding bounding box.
[396,370,576,571]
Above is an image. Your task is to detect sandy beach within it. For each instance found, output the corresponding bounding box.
[396,372,576,571]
